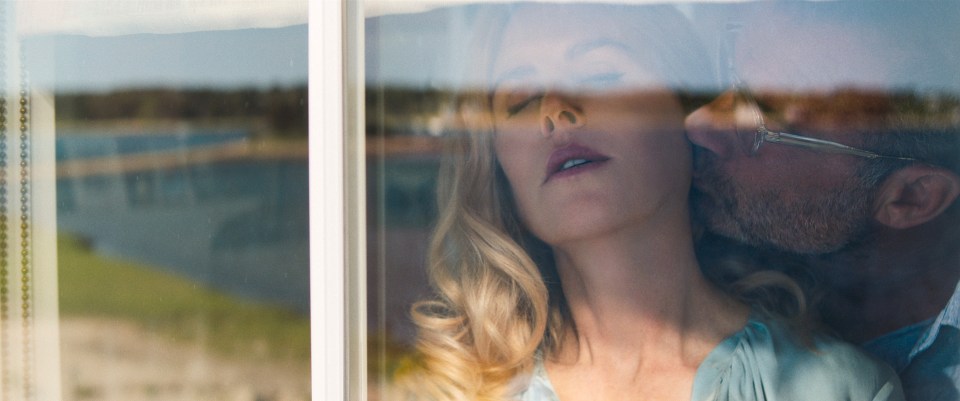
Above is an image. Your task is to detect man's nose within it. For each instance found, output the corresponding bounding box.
[684,91,740,159]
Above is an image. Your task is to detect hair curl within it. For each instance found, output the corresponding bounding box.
[399,4,803,400]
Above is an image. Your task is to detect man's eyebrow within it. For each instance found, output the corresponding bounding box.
[565,38,630,60]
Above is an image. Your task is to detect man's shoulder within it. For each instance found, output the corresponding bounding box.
[899,325,960,401]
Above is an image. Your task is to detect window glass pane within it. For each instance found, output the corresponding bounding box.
[13,1,310,399]
[365,2,960,400]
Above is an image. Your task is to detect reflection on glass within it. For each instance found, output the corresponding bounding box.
[18,1,310,399]
[367,2,960,400]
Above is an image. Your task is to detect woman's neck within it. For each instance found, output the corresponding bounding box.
[554,231,743,355]
[544,219,749,400]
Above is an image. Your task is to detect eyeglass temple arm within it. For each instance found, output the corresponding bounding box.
[761,130,916,161]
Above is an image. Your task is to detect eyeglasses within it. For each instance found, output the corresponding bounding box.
[721,23,917,162]
[731,82,916,162]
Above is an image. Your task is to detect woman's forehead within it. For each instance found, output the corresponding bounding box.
[498,6,630,47]
[491,7,636,72]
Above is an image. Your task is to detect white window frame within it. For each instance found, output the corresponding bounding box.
[311,1,366,400]
[311,0,345,399]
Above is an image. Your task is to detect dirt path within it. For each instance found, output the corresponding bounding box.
[59,317,311,401]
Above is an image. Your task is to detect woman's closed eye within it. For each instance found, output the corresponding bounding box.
[502,90,544,117]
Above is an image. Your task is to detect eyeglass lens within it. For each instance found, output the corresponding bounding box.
[732,90,764,155]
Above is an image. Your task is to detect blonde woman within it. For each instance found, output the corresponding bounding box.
[404,4,903,401]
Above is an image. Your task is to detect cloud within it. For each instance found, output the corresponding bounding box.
[17,0,307,36]
[363,0,746,17]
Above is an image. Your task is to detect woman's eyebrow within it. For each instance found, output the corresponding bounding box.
[566,38,630,60]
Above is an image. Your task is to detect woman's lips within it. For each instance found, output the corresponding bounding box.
[544,143,611,183]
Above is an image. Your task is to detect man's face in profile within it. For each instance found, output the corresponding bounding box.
[685,12,898,254]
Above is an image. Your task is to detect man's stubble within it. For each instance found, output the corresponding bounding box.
[691,151,877,254]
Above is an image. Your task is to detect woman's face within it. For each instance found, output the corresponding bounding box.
[490,6,691,247]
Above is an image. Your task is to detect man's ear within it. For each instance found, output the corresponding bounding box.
[873,165,960,229]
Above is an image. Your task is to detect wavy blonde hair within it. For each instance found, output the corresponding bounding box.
[402,109,553,400]
[399,4,726,400]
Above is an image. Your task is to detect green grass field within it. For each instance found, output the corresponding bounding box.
[57,233,310,363]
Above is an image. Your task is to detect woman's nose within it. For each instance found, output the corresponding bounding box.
[539,92,584,139]
[684,91,739,159]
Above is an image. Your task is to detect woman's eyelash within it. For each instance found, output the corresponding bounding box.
[506,93,542,116]
[499,72,623,116]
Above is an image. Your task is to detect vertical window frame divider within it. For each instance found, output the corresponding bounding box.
[30,87,60,401]
[344,0,368,400]
[311,0,350,400]
[313,0,367,399]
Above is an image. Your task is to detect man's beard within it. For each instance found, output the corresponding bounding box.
[691,153,876,254]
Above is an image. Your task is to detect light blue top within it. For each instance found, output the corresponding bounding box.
[518,317,904,401]
[864,281,960,401]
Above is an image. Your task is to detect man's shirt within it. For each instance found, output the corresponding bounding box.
[865,281,960,401]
